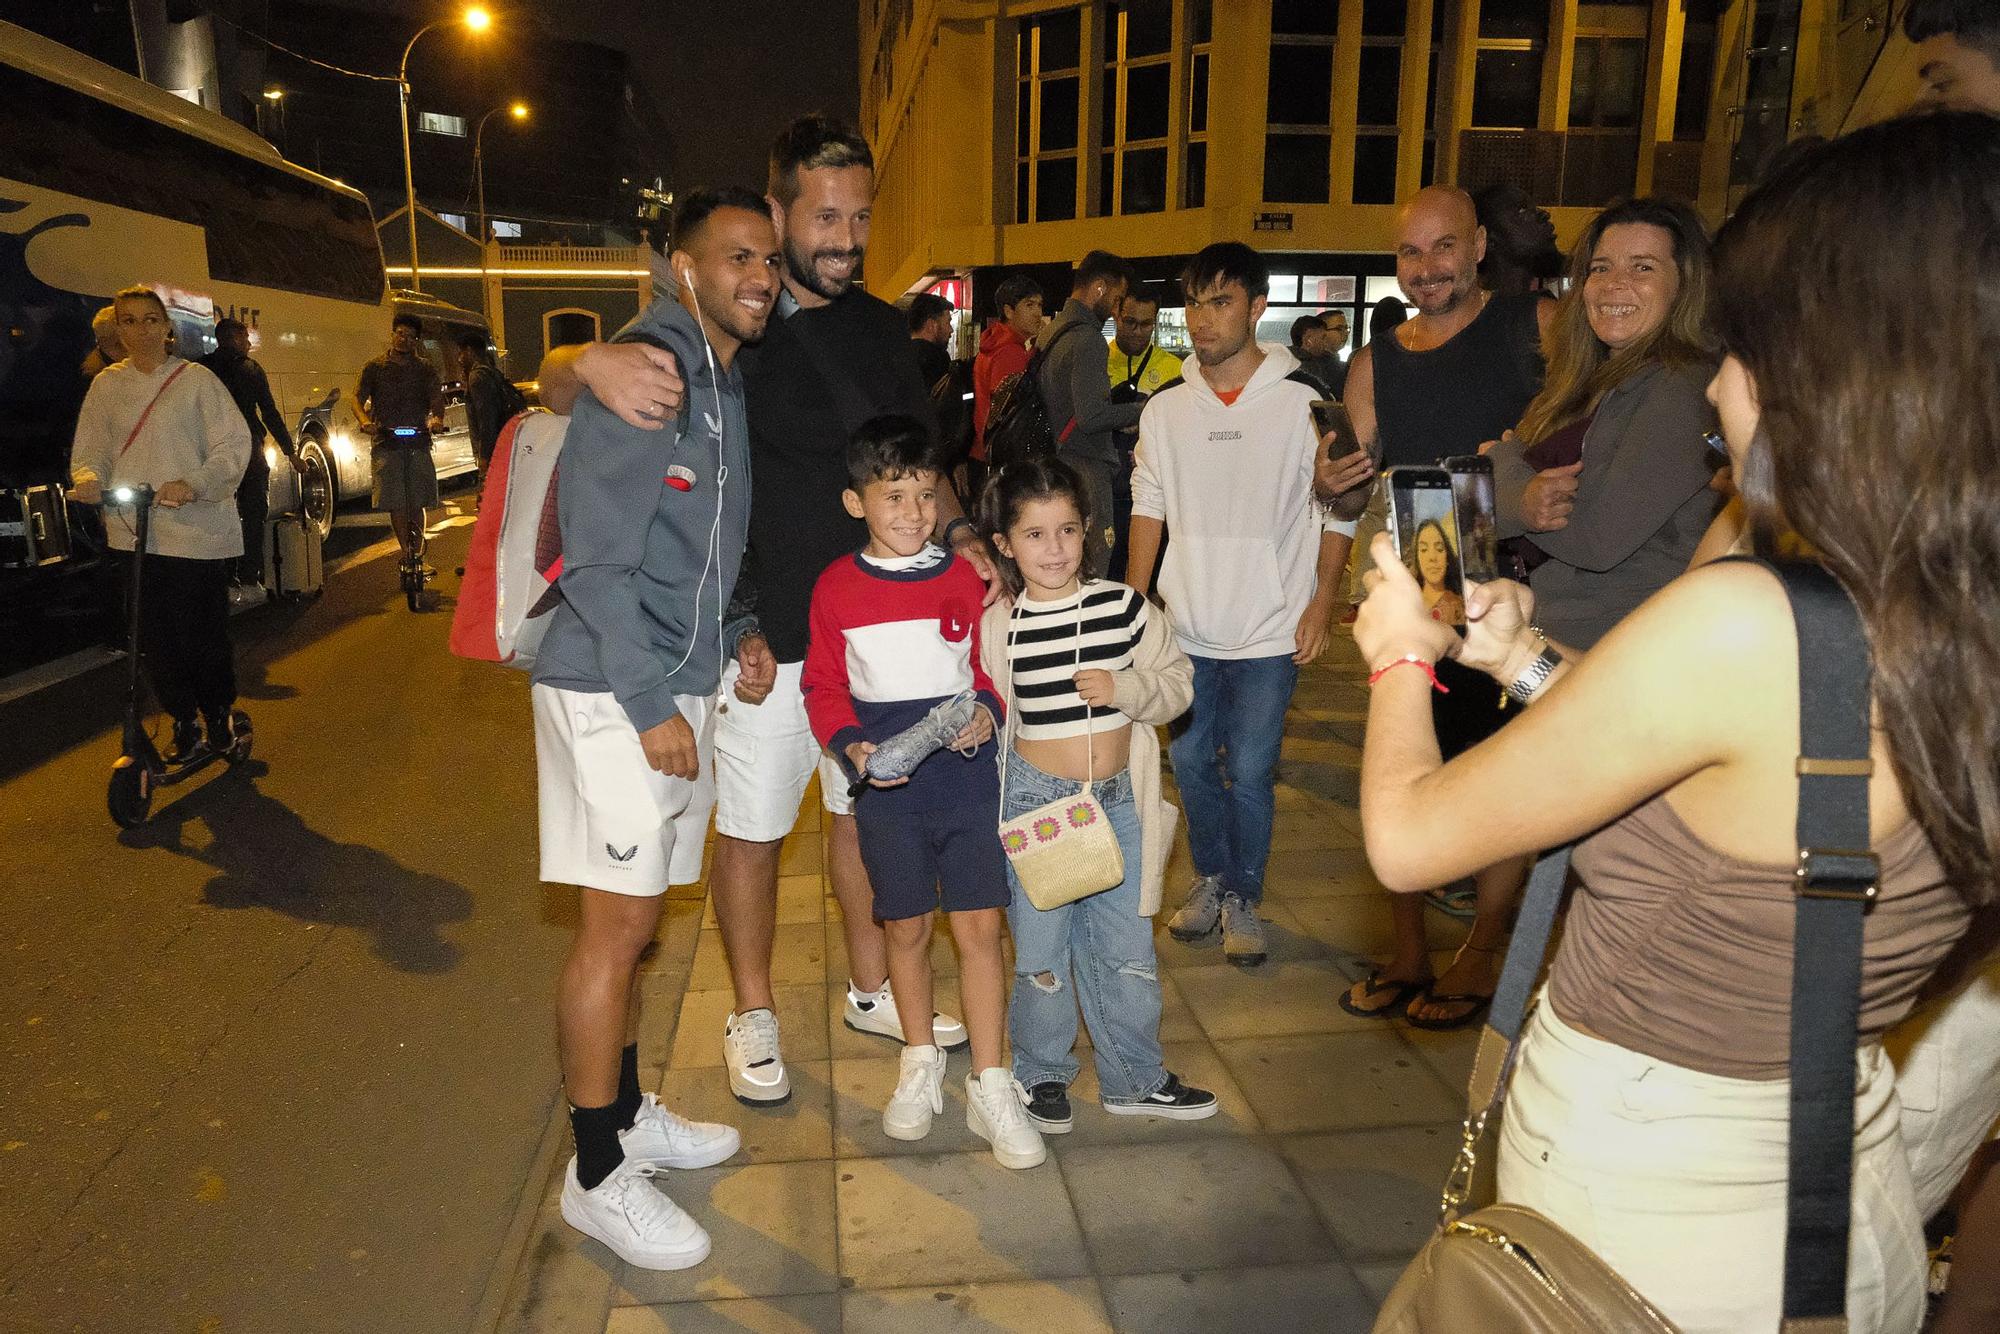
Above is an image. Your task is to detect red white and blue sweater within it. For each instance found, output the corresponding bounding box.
[802,547,1003,808]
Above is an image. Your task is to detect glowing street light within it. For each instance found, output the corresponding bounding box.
[262,86,284,102]
[398,6,495,291]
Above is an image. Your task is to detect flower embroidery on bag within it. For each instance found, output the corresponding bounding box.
[1066,802,1097,828]
[1001,827,1029,854]
[1032,816,1063,843]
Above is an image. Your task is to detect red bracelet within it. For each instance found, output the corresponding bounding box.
[1368,654,1449,692]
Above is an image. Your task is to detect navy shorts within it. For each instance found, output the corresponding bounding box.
[856,797,1010,921]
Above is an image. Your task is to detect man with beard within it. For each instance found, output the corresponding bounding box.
[538,117,990,1108]
[1331,184,1555,1033]
[1038,250,1142,569]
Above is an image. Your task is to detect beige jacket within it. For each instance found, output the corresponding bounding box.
[980,587,1194,916]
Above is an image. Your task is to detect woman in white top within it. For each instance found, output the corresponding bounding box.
[70,285,251,759]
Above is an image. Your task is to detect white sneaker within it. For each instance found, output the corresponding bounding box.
[843,979,971,1051]
[620,1093,742,1170]
[882,1043,946,1141]
[723,1009,790,1105]
[965,1067,1047,1170]
[559,1156,711,1271]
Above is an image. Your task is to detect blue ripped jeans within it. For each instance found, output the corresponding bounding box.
[1001,749,1165,1104]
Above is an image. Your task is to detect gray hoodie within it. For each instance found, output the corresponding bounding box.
[531,299,753,732]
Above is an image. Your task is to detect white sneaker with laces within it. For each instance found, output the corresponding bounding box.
[882,1043,946,1141]
[723,1008,790,1105]
[620,1093,742,1169]
[559,1156,711,1271]
[965,1066,1047,1169]
[843,979,971,1050]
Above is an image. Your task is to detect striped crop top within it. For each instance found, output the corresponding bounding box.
[1003,581,1148,741]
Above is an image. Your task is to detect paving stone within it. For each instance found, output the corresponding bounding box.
[1279,1126,1463,1262]
[1175,959,1390,1040]
[1262,844,1378,892]
[841,1278,1113,1332]
[1058,1039,1261,1147]
[656,1061,834,1165]
[829,1051,987,1159]
[604,1293,840,1333]
[702,874,826,929]
[835,1152,1091,1289]
[1283,894,1468,962]
[1215,1032,1461,1134]
[1059,1140,1337,1274]
[689,923,827,992]
[1100,1262,1375,1334]
[611,1160,838,1305]
[1400,1021,1481,1095]
[668,985,829,1071]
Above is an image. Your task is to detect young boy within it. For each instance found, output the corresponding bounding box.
[801,415,1045,1170]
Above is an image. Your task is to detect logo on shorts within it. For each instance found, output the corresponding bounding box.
[606,843,639,864]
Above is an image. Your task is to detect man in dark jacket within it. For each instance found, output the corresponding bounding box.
[1037,249,1141,568]
[455,330,513,489]
[906,290,954,391]
[198,317,294,583]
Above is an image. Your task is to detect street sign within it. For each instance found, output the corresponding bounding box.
[1254,211,1293,232]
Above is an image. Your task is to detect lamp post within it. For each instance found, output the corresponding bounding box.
[475,101,530,324]
[397,5,492,292]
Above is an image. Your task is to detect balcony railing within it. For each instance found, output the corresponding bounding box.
[1456,129,1647,209]
[489,244,644,266]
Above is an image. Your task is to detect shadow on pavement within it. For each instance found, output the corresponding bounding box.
[118,763,473,973]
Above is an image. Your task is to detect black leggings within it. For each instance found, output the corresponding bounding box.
[134,553,236,723]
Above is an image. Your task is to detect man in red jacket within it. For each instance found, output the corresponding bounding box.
[970,273,1044,473]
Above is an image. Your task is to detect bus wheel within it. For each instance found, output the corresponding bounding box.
[297,439,337,541]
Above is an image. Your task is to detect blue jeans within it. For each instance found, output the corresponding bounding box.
[1169,652,1298,905]
[1001,751,1166,1103]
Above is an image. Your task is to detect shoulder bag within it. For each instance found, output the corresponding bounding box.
[997,597,1125,910]
[1374,558,1878,1334]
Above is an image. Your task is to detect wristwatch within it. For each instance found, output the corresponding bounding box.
[943,517,976,548]
[1506,634,1564,704]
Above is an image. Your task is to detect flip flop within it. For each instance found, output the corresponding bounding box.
[1423,884,1478,919]
[1338,970,1434,1019]
[1404,988,1494,1032]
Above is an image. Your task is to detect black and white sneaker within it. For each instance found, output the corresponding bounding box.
[1104,1073,1219,1120]
[1022,1080,1072,1134]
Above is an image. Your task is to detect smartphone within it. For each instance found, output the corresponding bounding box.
[1441,455,1500,588]
[1384,466,1463,628]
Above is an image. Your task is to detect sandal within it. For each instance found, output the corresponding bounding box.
[1339,969,1434,1019]
[1404,943,1501,1031]
[1423,883,1478,919]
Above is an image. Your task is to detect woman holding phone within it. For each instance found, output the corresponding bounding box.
[1353,114,1997,1333]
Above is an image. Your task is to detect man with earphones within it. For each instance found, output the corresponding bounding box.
[539,117,999,1111]
[527,187,779,1271]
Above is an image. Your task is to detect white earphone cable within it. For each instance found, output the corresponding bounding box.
[657,269,728,687]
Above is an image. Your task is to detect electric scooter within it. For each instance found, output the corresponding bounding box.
[389,426,433,612]
[104,484,252,828]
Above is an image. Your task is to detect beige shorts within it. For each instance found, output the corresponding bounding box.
[712,659,852,843]
[533,683,714,894]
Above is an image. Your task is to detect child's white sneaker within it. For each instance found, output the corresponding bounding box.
[966,1067,1046,1169]
[882,1043,946,1141]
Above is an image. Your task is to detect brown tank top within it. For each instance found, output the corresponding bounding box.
[1547,793,1970,1080]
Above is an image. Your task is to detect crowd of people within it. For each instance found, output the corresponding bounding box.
[61,1,2000,1327]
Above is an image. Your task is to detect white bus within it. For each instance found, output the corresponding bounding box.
[0,18,487,574]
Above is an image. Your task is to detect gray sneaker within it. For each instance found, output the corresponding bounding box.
[863,689,978,784]
[1168,875,1225,942]
[1220,893,1268,967]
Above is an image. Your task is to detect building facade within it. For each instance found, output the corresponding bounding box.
[863,0,1916,355]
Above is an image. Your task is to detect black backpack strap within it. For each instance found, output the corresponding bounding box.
[1753,557,1876,1328]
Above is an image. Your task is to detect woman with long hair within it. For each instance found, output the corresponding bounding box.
[1354,113,1998,1332]
[1411,518,1463,624]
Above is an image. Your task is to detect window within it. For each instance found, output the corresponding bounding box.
[1352,0,1405,204]
[418,111,467,137]
[490,220,522,239]
[437,211,467,231]
[1674,0,1722,140]
[1473,0,1548,128]
[1186,0,1212,206]
[1264,2,1338,203]
[544,309,600,351]
[1569,37,1646,129]
[1100,0,1174,216]
[1015,9,1083,222]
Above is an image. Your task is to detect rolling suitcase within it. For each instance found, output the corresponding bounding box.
[267,512,324,598]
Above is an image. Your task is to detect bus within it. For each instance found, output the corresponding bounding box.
[0,18,488,592]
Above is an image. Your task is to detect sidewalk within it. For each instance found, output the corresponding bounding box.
[491,631,1476,1334]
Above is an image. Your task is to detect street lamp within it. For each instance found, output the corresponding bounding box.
[475,100,530,324]
[397,6,494,291]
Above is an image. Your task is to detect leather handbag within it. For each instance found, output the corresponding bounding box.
[997,599,1124,911]
[1374,559,1878,1334]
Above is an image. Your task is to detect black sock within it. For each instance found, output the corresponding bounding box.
[570,1101,625,1191]
[613,1043,642,1131]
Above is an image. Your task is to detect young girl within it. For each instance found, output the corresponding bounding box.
[977,457,1218,1130]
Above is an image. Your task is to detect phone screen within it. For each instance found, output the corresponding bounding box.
[1385,466,1463,628]
[1443,456,1499,587]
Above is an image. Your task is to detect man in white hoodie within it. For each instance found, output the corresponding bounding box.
[1123,243,1354,966]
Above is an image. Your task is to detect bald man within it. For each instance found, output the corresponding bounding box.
[1335,184,1555,1032]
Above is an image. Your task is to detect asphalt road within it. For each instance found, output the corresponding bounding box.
[0,501,572,1333]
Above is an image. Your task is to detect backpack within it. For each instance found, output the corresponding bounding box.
[982,320,1084,470]
[449,409,568,670]
[928,360,976,467]
[496,372,530,421]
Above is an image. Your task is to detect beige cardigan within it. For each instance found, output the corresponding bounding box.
[980,588,1194,916]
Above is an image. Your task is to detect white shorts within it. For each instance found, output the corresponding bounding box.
[712,659,852,843]
[533,683,715,895]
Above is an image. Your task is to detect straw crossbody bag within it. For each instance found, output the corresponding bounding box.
[997,599,1125,911]
[1375,559,1879,1334]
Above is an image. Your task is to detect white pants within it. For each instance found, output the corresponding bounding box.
[1887,952,2000,1218]
[711,659,852,842]
[533,684,714,894]
[1497,1002,1927,1334]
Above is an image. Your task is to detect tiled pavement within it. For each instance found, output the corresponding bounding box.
[491,632,1477,1334]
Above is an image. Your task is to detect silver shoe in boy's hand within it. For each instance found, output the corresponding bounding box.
[862,689,978,785]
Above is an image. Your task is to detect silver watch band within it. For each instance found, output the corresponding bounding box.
[1506,643,1564,704]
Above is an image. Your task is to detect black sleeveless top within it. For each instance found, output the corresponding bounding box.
[1372,291,1546,468]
